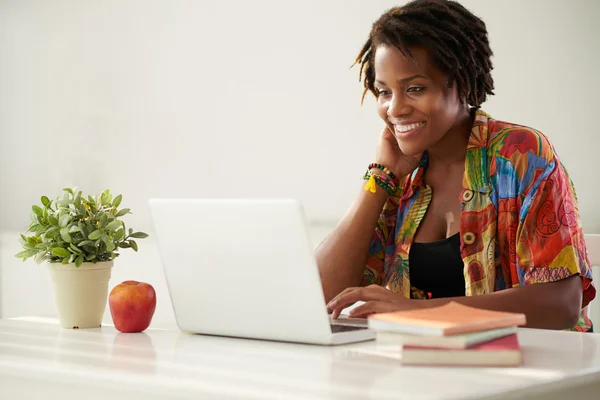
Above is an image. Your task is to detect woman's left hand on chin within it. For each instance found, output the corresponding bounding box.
[326,284,423,319]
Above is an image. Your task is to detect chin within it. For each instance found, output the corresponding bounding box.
[397,141,426,157]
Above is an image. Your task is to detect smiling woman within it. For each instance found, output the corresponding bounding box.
[316,0,596,332]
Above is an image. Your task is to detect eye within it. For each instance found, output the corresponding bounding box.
[375,88,391,97]
[407,86,425,93]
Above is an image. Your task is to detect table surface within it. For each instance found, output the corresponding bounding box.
[2,318,600,400]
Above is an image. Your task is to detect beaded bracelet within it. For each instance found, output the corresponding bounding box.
[373,174,397,196]
[367,163,399,186]
[362,173,397,196]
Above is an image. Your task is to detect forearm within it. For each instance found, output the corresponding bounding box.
[421,275,583,329]
[316,184,390,304]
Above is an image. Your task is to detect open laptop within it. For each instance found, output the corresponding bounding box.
[148,198,374,345]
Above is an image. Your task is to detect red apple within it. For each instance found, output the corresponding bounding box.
[109,280,156,333]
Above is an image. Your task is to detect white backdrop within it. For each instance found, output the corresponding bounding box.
[1,0,599,322]
[1,0,599,233]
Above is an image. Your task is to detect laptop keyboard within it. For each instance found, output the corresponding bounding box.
[330,324,368,333]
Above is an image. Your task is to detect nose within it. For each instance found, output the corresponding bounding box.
[387,94,412,119]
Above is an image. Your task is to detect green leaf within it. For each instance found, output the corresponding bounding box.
[73,191,82,208]
[26,223,39,233]
[101,190,112,206]
[41,196,50,207]
[88,230,103,240]
[129,240,138,252]
[77,240,94,247]
[112,194,122,208]
[20,233,27,241]
[61,257,69,264]
[119,242,131,249]
[60,228,72,243]
[114,229,125,241]
[63,187,73,195]
[106,220,121,231]
[106,241,115,252]
[128,228,133,235]
[51,247,70,258]
[35,251,48,264]
[129,232,149,239]
[85,254,96,261]
[15,250,37,259]
[75,255,84,267]
[48,215,59,226]
[69,243,82,254]
[45,227,60,239]
[100,213,108,228]
[68,225,81,233]
[68,253,75,263]
[59,214,70,228]
[101,234,109,244]
[32,205,43,217]
[116,208,131,217]
[27,236,37,245]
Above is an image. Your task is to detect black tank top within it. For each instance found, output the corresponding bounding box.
[409,233,465,299]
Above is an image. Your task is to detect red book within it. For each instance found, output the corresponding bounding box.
[401,333,522,367]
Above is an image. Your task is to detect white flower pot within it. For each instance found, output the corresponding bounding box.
[46,261,114,329]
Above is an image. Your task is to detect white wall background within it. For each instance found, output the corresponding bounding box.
[1,0,599,324]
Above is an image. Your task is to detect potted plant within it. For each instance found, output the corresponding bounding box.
[15,187,148,329]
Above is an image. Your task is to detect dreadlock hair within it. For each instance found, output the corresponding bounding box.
[355,0,494,109]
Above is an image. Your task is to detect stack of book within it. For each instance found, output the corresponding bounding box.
[367,302,527,367]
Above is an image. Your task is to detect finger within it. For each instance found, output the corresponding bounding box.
[331,300,359,319]
[381,126,395,139]
[326,287,361,312]
[332,306,342,320]
[348,301,392,318]
[330,295,360,319]
[329,286,388,314]
[328,288,364,313]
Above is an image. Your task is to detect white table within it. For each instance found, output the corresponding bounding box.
[1,318,600,400]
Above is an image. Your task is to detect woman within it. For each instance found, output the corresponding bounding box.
[318,0,595,331]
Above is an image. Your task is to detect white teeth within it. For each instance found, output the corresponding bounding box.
[396,121,424,133]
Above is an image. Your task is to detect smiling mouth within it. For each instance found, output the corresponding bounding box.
[394,121,426,137]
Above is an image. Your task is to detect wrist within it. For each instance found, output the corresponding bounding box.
[368,163,400,186]
[371,168,397,183]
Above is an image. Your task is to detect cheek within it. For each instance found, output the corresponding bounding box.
[437,88,462,117]
[377,101,389,123]
[427,91,461,129]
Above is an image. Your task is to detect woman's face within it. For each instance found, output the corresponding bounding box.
[374,45,466,156]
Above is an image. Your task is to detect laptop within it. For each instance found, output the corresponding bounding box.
[148,198,375,345]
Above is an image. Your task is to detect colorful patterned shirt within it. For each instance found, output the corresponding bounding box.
[363,110,596,331]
